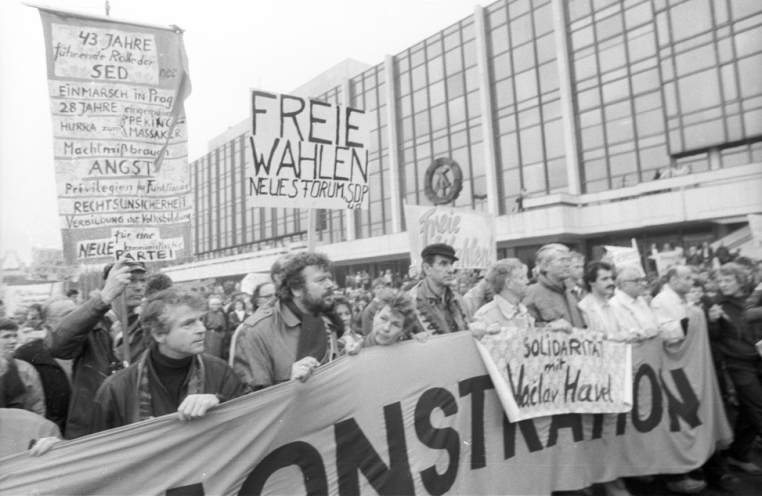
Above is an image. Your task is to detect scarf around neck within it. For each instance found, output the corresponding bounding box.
[414,279,468,335]
[134,347,205,422]
[285,300,330,362]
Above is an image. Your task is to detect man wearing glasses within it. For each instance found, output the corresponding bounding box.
[48,258,148,439]
[609,264,660,341]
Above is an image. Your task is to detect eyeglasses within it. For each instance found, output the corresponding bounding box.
[622,278,646,284]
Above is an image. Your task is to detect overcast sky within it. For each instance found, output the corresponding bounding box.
[0,0,493,264]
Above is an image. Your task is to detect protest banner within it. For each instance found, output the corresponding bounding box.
[0,282,63,314]
[650,249,685,276]
[604,241,643,273]
[405,205,496,269]
[0,322,730,495]
[35,6,193,265]
[247,90,370,210]
[475,327,632,421]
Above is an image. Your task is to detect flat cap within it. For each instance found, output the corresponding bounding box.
[421,243,458,262]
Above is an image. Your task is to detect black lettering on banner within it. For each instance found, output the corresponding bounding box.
[334,402,414,496]
[238,441,327,496]
[661,368,701,432]
[414,387,460,496]
[276,140,299,178]
[502,414,543,459]
[251,90,276,136]
[592,414,604,440]
[458,375,494,469]
[165,483,205,496]
[280,95,305,140]
[344,107,365,148]
[249,136,280,176]
[632,364,663,433]
[546,414,584,447]
[308,100,332,145]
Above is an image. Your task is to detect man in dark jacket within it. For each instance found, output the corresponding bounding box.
[522,243,584,328]
[91,288,244,432]
[47,259,147,439]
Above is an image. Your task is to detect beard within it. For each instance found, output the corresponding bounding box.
[301,291,334,314]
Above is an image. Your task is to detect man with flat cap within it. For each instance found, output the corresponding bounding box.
[408,243,472,335]
[48,258,148,439]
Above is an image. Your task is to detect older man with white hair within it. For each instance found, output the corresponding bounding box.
[473,258,533,331]
[609,264,659,341]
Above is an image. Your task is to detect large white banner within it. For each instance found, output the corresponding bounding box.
[247,90,370,210]
[1,331,731,495]
[405,205,496,269]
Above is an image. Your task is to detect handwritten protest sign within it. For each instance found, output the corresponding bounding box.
[37,8,192,264]
[650,250,685,276]
[405,205,496,269]
[604,243,643,272]
[247,90,370,210]
[475,327,632,421]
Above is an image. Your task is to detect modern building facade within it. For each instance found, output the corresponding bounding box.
[165,0,762,284]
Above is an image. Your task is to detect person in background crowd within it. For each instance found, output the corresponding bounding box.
[471,258,533,334]
[0,408,62,458]
[252,281,276,312]
[708,263,762,475]
[351,294,371,332]
[360,278,390,336]
[650,265,693,345]
[383,269,393,287]
[358,289,417,348]
[0,319,46,416]
[686,280,707,309]
[14,297,75,435]
[333,296,354,335]
[227,299,252,332]
[522,243,584,329]
[91,288,244,432]
[608,265,659,341]
[66,289,80,305]
[47,258,146,439]
[233,252,356,390]
[25,304,43,331]
[201,295,229,361]
[568,251,586,299]
[144,273,174,298]
[408,243,471,335]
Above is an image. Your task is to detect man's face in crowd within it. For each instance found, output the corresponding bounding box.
[335,303,353,331]
[591,269,616,299]
[669,267,693,296]
[125,270,147,308]
[718,273,742,297]
[569,258,584,283]
[506,265,530,300]
[155,304,206,359]
[297,265,336,314]
[0,330,18,359]
[424,255,455,287]
[619,274,647,299]
[372,282,386,296]
[371,305,405,346]
[256,283,276,308]
[544,250,571,281]
[209,298,222,312]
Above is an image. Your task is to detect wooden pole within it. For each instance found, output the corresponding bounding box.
[116,292,131,367]
[306,208,316,252]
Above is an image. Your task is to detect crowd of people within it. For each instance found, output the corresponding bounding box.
[1,241,761,496]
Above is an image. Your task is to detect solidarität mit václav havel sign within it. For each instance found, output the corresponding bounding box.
[36,6,192,265]
[247,90,370,211]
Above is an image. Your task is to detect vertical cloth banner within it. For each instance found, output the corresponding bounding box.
[405,205,496,269]
[475,327,632,421]
[247,90,370,210]
[0,328,731,495]
[748,213,762,254]
[36,7,193,265]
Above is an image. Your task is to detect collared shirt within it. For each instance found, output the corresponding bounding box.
[474,293,534,330]
[578,293,622,338]
[609,289,659,339]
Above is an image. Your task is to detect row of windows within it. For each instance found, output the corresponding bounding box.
[190,0,762,259]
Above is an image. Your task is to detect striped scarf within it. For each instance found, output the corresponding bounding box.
[134,348,205,422]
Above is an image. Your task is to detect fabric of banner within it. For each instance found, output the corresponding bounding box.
[0,330,731,495]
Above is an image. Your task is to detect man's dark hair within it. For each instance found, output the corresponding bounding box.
[145,273,173,298]
[253,281,275,300]
[66,289,80,298]
[0,318,19,332]
[583,261,614,292]
[141,288,205,340]
[276,252,333,302]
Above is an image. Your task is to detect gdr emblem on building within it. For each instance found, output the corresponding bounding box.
[424,158,463,205]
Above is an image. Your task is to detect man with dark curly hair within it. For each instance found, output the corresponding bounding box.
[232,252,356,391]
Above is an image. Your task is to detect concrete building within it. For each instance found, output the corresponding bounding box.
[165,0,762,285]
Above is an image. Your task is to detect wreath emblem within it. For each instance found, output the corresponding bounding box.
[423,158,463,205]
